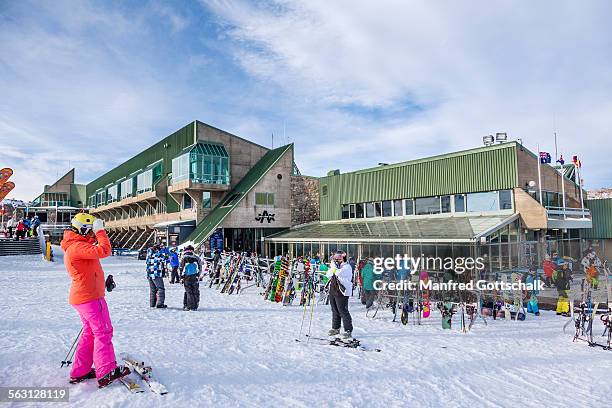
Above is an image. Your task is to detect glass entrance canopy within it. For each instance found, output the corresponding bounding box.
[172,143,230,185]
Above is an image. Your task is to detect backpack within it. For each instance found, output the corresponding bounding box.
[184,261,198,276]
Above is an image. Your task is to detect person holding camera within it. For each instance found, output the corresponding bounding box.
[61,213,130,388]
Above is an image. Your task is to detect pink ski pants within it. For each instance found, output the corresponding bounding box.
[70,298,117,379]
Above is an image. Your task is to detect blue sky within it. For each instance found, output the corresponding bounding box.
[1,0,611,200]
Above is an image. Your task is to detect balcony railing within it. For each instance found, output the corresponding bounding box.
[546,206,591,219]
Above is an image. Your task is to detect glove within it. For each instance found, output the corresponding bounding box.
[93,219,105,233]
[105,274,116,292]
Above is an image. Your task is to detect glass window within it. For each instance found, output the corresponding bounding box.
[321,185,328,196]
[454,194,465,212]
[467,191,499,212]
[256,192,274,206]
[203,191,211,208]
[341,204,349,219]
[441,195,451,213]
[108,185,118,202]
[382,200,392,217]
[365,202,375,218]
[393,200,402,217]
[349,204,356,218]
[499,190,512,210]
[183,194,192,210]
[172,153,190,183]
[404,199,414,215]
[375,202,382,217]
[355,203,364,218]
[415,197,441,215]
[137,169,153,194]
[120,178,133,199]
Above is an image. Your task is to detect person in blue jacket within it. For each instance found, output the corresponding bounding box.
[169,247,180,283]
[31,215,41,237]
[146,245,167,308]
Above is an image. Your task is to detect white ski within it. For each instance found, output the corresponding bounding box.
[120,353,168,395]
[119,375,144,393]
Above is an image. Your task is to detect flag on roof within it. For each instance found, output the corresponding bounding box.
[539,151,551,164]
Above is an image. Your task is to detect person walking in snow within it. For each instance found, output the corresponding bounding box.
[327,250,354,338]
[61,213,130,388]
[146,245,167,308]
[6,216,15,238]
[180,245,202,311]
[168,247,180,284]
[360,258,377,309]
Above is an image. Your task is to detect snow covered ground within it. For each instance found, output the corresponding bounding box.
[0,248,610,408]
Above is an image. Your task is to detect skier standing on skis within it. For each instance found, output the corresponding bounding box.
[61,213,130,388]
[180,245,202,311]
[146,245,167,308]
[327,250,354,338]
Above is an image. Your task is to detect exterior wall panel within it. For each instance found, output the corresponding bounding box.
[584,198,612,239]
[320,143,519,221]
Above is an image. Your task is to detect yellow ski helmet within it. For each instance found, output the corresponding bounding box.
[71,213,96,235]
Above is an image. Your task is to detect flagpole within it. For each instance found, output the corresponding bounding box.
[559,154,566,220]
[578,164,584,217]
[537,144,543,206]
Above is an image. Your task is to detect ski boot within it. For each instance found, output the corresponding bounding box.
[342,330,352,339]
[69,368,96,384]
[97,366,130,389]
[156,304,168,309]
[328,328,340,336]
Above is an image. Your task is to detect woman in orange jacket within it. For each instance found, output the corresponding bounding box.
[61,213,129,388]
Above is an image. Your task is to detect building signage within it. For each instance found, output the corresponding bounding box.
[255,210,275,223]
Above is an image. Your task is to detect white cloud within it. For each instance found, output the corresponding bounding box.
[204,0,612,187]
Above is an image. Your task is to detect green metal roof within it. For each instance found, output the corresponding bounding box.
[584,198,612,239]
[185,143,293,247]
[86,122,197,200]
[319,142,519,221]
[266,215,515,243]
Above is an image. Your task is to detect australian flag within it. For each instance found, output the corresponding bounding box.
[539,151,551,164]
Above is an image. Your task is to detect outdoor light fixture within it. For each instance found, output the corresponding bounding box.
[496,132,507,143]
[483,135,494,146]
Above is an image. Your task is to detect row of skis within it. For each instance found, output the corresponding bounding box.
[562,260,612,350]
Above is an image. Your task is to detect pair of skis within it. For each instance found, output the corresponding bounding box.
[118,353,167,395]
[296,335,381,352]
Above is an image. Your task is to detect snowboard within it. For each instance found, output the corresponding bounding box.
[274,257,290,303]
[420,271,430,318]
[120,353,167,395]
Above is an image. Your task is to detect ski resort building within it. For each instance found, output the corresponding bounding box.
[265,140,592,275]
[86,121,318,253]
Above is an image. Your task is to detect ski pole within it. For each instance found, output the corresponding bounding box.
[61,327,83,368]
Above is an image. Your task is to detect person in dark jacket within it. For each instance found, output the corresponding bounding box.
[146,245,167,308]
[180,245,202,311]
